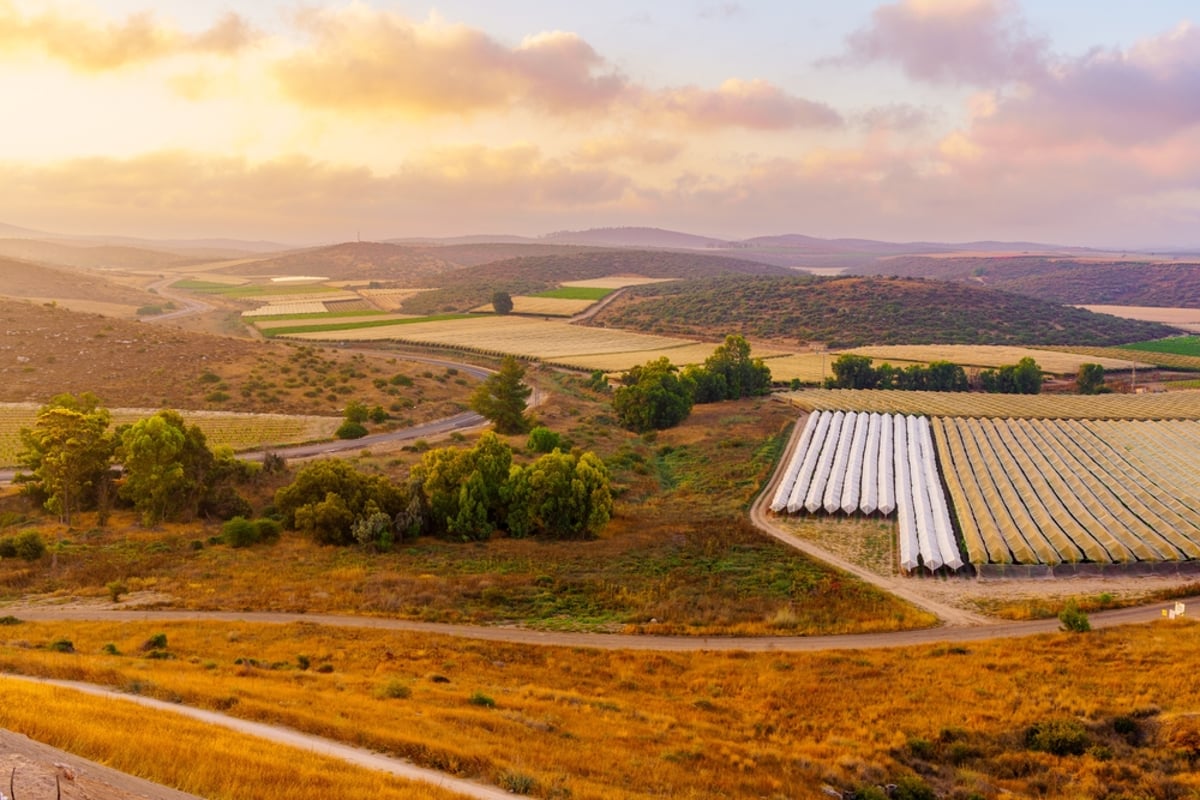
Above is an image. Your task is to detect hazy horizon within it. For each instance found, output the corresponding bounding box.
[3,1,1200,249]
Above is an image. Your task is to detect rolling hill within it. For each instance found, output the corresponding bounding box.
[588,275,1177,348]
[216,241,463,284]
[854,256,1200,307]
[397,249,793,314]
[0,257,164,315]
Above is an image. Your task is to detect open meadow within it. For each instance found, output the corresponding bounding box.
[1,616,1198,800]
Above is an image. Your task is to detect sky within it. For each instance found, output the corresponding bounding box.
[2,0,1200,247]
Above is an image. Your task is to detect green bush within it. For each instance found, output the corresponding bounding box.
[1059,600,1091,633]
[1026,718,1090,756]
[254,518,282,542]
[336,420,368,439]
[468,691,496,708]
[222,516,260,548]
[49,639,75,653]
[9,531,46,561]
[374,679,411,700]
[526,426,564,453]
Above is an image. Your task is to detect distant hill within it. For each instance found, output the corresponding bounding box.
[0,256,163,314]
[588,275,1176,348]
[0,238,193,270]
[218,241,463,283]
[400,249,792,314]
[541,227,730,249]
[856,256,1200,307]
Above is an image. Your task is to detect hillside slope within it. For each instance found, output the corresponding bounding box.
[400,249,792,314]
[857,256,1200,307]
[0,257,163,315]
[588,275,1176,347]
[218,242,463,284]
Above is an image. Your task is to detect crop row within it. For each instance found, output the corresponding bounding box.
[771,411,961,573]
[842,344,1145,373]
[1044,345,1200,372]
[785,389,1200,419]
[933,417,1200,565]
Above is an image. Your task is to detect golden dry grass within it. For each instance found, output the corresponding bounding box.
[758,353,831,383]
[842,344,1145,373]
[0,678,468,800]
[2,618,1199,799]
[1079,305,1200,326]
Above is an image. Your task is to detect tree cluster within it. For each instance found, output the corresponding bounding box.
[274,432,612,547]
[826,355,968,392]
[612,335,772,432]
[826,355,1043,395]
[17,394,256,527]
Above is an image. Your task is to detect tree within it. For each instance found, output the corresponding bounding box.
[701,334,772,401]
[492,291,514,315]
[982,357,1043,394]
[275,459,407,545]
[506,450,612,539]
[118,410,192,525]
[1077,363,1106,394]
[470,356,532,434]
[17,393,115,526]
[411,431,513,539]
[612,357,695,432]
[828,354,878,389]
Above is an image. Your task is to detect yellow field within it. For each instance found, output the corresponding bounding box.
[568,342,789,373]
[783,388,1200,419]
[283,315,698,358]
[0,404,338,466]
[560,277,676,289]
[357,288,433,311]
[252,313,418,329]
[1080,304,1200,332]
[842,345,1146,373]
[469,297,596,316]
[758,353,832,383]
[20,297,142,318]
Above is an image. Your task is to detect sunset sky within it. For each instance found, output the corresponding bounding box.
[2,0,1199,247]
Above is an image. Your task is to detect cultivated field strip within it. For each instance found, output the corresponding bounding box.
[771,411,961,572]
[785,389,1200,419]
[1045,345,1200,372]
[934,417,1200,565]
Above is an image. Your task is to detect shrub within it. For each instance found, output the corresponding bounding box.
[468,691,496,708]
[526,426,564,453]
[336,420,368,439]
[1059,600,1091,633]
[1026,718,1090,756]
[141,633,168,651]
[893,775,936,800]
[497,770,536,795]
[49,639,74,653]
[13,531,46,561]
[222,516,260,548]
[374,679,411,700]
[254,518,282,542]
[101,642,120,655]
[107,580,128,602]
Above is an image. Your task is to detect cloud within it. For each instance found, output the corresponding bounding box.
[834,0,1048,85]
[858,103,933,133]
[0,148,631,239]
[276,7,624,115]
[574,136,684,165]
[274,5,837,130]
[654,79,842,130]
[969,22,1200,148]
[0,2,257,70]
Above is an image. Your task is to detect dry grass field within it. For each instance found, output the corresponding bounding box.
[560,277,677,289]
[1,617,1198,800]
[1080,304,1200,332]
[842,344,1146,373]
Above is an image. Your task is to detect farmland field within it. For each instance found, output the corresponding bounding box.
[1121,335,1200,357]
[0,404,338,467]
[1079,304,1200,332]
[934,417,1200,566]
[533,286,613,300]
[1047,344,1200,371]
[560,276,676,289]
[282,315,702,359]
[756,353,831,383]
[784,388,1200,419]
[468,297,596,316]
[251,312,411,330]
[842,344,1146,373]
[557,342,789,373]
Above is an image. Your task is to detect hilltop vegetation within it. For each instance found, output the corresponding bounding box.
[399,250,791,314]
[590,275,1175,347]
[860,256,1200,307]
[219,242,463,283]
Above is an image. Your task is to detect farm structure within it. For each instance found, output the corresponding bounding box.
[771,411,962,573]
[774,394,1200,576]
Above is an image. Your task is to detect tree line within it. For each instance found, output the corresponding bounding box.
[611,334,772,432]
[825,355,1047,395]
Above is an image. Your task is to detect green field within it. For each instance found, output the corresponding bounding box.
[171,280,337,298]
[247,310,386,322]
[533,286,613,300]
[1121,335,1200,357]
[261,313,476,337]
